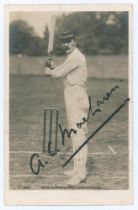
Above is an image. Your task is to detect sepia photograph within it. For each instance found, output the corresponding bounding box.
[5,4,132,205]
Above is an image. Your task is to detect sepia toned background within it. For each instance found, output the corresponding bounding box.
[10,11,128,78]
[9,11,129,190]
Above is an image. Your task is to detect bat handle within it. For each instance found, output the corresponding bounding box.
[45,52,52,67]
[47,52,53,60]
[45,52,55,75]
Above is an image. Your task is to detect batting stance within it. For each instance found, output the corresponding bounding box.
[47,32,89,186]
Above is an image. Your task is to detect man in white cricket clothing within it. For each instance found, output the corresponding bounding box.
[47,32,89,186]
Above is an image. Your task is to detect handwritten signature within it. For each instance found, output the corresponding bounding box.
[59,84,119,146]
[62,97,129,167]
[30,153,48,175]
[29,82,129,175]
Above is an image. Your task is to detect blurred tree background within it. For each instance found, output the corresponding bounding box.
[10,11,128,56]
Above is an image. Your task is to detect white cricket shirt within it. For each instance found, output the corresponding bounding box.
[52,47,87,88]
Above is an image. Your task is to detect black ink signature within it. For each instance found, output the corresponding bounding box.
[29,82,126,172]
[58,84,119,146]
[62,98,129,167]
[30,153,48,175]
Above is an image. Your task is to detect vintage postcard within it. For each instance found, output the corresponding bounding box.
[5,4,133,205]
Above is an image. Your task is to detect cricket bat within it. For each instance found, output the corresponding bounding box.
[45,15,56,75]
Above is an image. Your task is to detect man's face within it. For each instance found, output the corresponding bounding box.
[61,39,76,54]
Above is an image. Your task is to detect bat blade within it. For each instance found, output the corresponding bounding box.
[48,15,56,54]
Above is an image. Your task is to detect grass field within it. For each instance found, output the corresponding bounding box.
[10,55,128,79]
[9,75,129,190]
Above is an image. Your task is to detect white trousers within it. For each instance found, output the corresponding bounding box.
[64,85,89,177]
